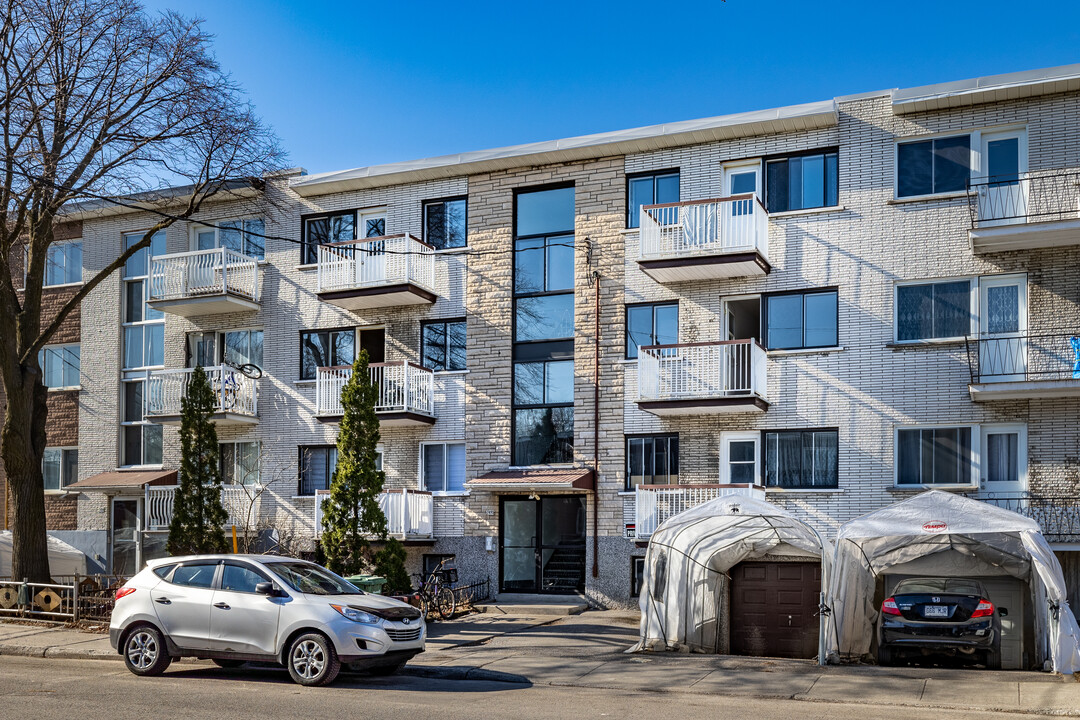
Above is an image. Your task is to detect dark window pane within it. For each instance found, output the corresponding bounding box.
[332,330,355,366]
[764,430,839,489]
[300,331,327,379]
[221,564,266,593]
[123,426,142,466]
[766,159,789,213]
[365,218,385,238]
[627,438,644,489]
[515,295,574,341]
[730,440,755,463]
[813,432,839,487]
[825,153,839,207]
[897,284,934,341]
[787,157,803,211]
[124,382,143,423]
[626,305,654,359]
[897,429,920,484]
[422,323,448,371]
[987,138,1020,184]
[447,321,467,370]
[517,187,574,236]
[803,292,838,347]
[934,135,970,193]
[125,281,143,323]
[423,444,446,492]
[655,174,680,205]
[767,294,803,349]
[627,177,654,229]
[514,362,544,405]
[730,463,756,484]
[444,199,467,249]
[244,218,265,260]
[546,236,574,291]
[144,425,162,464]
[514,407,574,465]
[514,238,544,293]
[898,141,934,197]
[653,304,678,347]
[799,154,824,209]
[934,281,971,338]
[172,563,218,589]
[220,221,243,253]
[545,360,574,404]
[425,202,446,249]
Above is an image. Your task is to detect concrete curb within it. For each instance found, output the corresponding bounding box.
[402,664,530,684]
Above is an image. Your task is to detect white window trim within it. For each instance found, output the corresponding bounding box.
[719,431,759,485]
[892,273,1028,344]
[220,440,262,487]
[892,125,1028,201]
[419,441,467,495]
[39,342,81,390]
[978,423,1028,491]
[42,446,78,492]
[41,240,83,288]
[893,423,979,489]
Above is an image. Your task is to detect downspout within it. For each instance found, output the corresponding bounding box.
[592,264,600,579]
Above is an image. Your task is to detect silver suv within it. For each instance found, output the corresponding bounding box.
[109,554,425,686]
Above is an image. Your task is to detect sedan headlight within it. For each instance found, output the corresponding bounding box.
[330,604,382,625]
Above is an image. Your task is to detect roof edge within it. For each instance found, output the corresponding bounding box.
[892,63,1080,113]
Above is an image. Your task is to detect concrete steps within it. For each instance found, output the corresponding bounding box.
[474,593,589,616]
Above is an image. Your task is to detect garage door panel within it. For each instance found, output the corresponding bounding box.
[730,561,821,659]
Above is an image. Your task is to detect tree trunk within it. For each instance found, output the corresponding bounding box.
[1,364,51,583]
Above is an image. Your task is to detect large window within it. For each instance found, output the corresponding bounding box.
[45,241,82,286]
[625,434,679,490]
[763,289,838,350]
[895,280,972,341]
[299,445,338,495]
[121,378,162,467]
[897,427,974,486]
[42,448,77,490]
[627,170,679,228]
[766,150,838,213]
[625,302,677,359]
[764,429,839,489]
[39,344,80,388]
[423,197,467,250]
[421,442,466,493]
[221,441,260,485]
[301,210,356,264]
[187,329,263,369]
[300,328,355,380]
[194,218,265,260]
[421,319,466,371]
[897,135,970,198]
[513,185,575,466]
[121,230,165,468]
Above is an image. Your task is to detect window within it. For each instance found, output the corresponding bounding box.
[42,448,77,490]
[421,443,466,493]
[631,557,646,597]
[625,435,678,490]
[625,303,678,359]
[764,429,839,489]
[897,135,970,197]
[299,446,337,495]
[897,427,974,486]
[300,328,355,380]
[121,379,162,466]
[122,231,166,370]
[763,289,838,350]
[421,320,466,371]
[220,563,269,593]
[39,344,80,388]
[187,329,264,369]
[301,210,356,264]
[896,280,972,342]
[423,554,455,578]
[766,150,838,212]
[45,241,82,286]
[221,441,260,485]
[194,218,265,260]
[170,563,218,589]
[513,185,575,466]
[627,170,679,228]
[423,197,467,250]
[720,432,759,484]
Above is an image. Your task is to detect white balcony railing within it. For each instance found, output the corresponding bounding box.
[313,488,434,538]
[970,168,1080,228]
[639,195,769,261]
[145,365,258,418]
[149,247,260,302]
[316,234,435,293]
[145,484,259,531]
[638,340,768,402]
[634,484,766,539]
[315,361,434,417]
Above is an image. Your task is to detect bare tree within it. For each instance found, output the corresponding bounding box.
[0,0,283,581]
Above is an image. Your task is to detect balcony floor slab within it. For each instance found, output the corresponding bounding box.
[148,293,260,317]
[638,251,770,284]
[145,411,259,426]
[318,283,437,311]
[969,379,1080,401]
[970,218,1080,253]
[316,410,436,427]
[637,396,769,416]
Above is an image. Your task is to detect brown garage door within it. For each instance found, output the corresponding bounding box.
[730,561,820,659]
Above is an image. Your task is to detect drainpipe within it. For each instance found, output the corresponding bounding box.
[592,263,600,579]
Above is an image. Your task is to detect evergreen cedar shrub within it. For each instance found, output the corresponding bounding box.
[373,538,412,595]
[167,366,228,555]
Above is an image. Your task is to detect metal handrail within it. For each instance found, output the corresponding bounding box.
[965,330,1080,383]
[967,168,1080,228]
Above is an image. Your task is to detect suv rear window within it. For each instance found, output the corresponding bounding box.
[152,563,177,579]
[170,563,218,588]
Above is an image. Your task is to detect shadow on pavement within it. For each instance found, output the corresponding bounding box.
[163,663,531,691]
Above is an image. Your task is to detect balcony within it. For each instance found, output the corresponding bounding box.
[316,234,437,311]
[637,340,770,415]
[314,488,434,541]
[634,483,766,539]
[637,195,771,283]
[968,169,1080,253]
[148,248,261,316]
[315,361,435,426]
[975,493,1080,543]
[145,365,259,425]
[145,484,259,531]
[965,332,1080,401]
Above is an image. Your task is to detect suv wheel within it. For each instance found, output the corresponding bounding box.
[124,626,172,677]
[287,633,340,687]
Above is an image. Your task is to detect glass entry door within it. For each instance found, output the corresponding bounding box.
[500,495,586,594]
[978,275,1027,382]
[978,130,1027,226]
[111,498,141,575]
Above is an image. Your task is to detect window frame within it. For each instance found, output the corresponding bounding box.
[764,147,839,213]
[624,301,678,360]
[624,433,679,491]
[894,424,979,489]
[419,441,468,495]
[190,216,266,260]
[761,287,839,350]
[42,446,78,491]
[43,240,83,287]
[220,441,261,486]
[39,343,80,389]
[121,230,166,372]
[761,427,840,490]
[299,326,356,381]
[893,278,978,343]
[300,209,358,265]
[119,375,163,469]
[422,195,468,251]
[298,445,338,496]
[420,318,467,372]
[719,431,760,485]
[219,560,272,594]
[894,132,974,200]
[626,168,680,229]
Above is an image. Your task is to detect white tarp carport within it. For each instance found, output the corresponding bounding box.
[632,494,831,661]
[826,490,1080,674]
[0,530,87,577]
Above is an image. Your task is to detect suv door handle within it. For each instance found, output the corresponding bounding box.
[213,602,230,610]
[154,597,171,605]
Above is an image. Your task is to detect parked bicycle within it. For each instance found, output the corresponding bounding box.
[413,557,457,620]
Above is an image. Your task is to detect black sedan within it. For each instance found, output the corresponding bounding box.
[877,577,1006,668]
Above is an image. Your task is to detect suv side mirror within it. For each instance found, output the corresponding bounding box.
[998,607,1008,617]
[255,582,279,597]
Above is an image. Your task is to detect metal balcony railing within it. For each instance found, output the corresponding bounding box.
[968,168,1080,228]
[315,361,434,417]
[638,340,769,402]
[634,483,766,539]
[975,493,1080,542]
[965,331,1080,384]
[145,365,258,418]
[149,247,260,302]
[316,234,435,293]
[638,195,769,261]
[145,484,259,531]
[313,488,433,538]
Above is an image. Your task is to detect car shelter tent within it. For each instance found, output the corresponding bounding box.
[631,495,831,661]
[0,530,87,578]
[826,490,1080,674]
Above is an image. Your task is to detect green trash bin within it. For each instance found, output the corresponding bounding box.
[344,574,387,594]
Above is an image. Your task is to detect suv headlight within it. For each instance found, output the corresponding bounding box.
[330,604,382,625]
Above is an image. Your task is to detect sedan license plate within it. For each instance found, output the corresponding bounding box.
[923,605,950,618]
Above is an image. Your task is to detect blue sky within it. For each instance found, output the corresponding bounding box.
[144,1,1080,175]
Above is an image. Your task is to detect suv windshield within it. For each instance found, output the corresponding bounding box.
[265,561,360,595]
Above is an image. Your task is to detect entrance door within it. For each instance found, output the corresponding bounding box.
[978,275,1026,382]
[500,495,586,594]
[979,424,1027,496]
[730,561,821,659]
[357,210,387,285]
[978,131,1027,226]
[722,161,762,248]
[111,498,141,575]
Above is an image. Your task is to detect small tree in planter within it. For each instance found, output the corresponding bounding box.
[168,366,228,555]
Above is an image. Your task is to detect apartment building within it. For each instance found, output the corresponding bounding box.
[54,64,1080,659]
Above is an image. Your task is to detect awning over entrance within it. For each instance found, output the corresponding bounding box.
[467,468,595,491]
[67,469,177,492]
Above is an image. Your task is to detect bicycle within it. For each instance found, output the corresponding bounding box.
[413,558,457,620]
[219,360,262,411]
